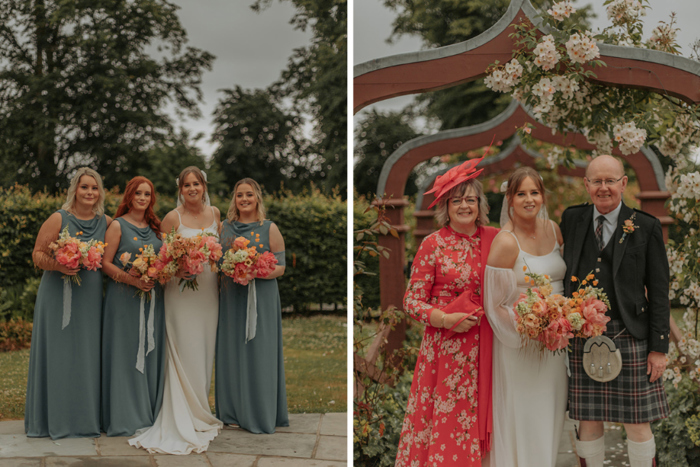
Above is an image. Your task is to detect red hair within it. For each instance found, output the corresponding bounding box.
[115,176,162,236]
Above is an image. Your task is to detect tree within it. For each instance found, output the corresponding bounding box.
[383,0,593,130]
[210,86,318,194]
[253,0,347,194]
[0,0,214,191]
[354,109,420,197]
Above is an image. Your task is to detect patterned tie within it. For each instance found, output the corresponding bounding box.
[595,215,605,251]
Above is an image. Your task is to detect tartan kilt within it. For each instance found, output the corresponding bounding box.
[568,319,669,424]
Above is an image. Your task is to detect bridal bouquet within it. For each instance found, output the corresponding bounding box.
[119,244,161,298]
[49,226,106,285]
[157,229,223,291]
[220,236,277,286]
[514,268,611,352]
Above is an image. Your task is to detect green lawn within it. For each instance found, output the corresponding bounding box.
[0,315,347,421]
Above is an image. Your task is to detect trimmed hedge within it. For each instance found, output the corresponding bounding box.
[0,185,345,319]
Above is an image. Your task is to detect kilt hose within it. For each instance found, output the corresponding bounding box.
[569,319,669,424]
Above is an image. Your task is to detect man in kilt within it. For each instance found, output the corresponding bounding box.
[560,155,669,467]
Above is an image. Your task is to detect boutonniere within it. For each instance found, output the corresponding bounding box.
[619,213,639,244]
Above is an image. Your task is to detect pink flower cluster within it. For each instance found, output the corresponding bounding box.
[157,229,222,291]
[49,226,106,284]
[221,236,278,286]
[513,270,611,353]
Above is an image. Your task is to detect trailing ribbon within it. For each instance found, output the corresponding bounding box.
[135,289,157,373]
[245,279,257,343]
[62,280,72,330]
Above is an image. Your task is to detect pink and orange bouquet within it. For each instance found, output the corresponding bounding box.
[119,244,161,298]
[49,226,106,285]
[513,268,611,353]
[156,229,222,291]
[220,236,278,286]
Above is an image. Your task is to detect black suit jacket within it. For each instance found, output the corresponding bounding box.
[560,202,670,353]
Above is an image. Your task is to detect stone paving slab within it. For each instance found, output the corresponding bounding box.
[154,454,210,466]
[275,413,322,434]
[94,436,147,456]
[0,413,347,466]
[205,452,257,467]
[0,435,97,458]
[319,413,346,437]
[208,429,317,458]
[257,458,347,467]
[0,459,42,467]
[45,457,152,466]
[315,436,347,462]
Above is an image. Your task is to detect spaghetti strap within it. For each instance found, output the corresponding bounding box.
[549,220,560,250]
[504,230,522,251]
[175,209,182,223]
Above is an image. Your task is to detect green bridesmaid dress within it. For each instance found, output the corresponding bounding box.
[25,210,107,439]
[216,219,289,434]
[101,218,165,436]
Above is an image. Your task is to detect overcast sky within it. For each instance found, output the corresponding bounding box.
[354,0,700,117]
[169,0,311,158]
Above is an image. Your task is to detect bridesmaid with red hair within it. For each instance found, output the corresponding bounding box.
[101,176,166,436]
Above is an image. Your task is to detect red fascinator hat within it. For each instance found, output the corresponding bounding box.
[424,157,484,209]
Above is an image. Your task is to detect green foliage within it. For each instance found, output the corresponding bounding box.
[262,188,346,313]
[354,109,421,198]
[353,196,380,310]
[0,0,214,192]
[0,317,32,352]
[211,86,317,194]
[253,0,347,194]
[0,185,345,316]
[653,376,700,466]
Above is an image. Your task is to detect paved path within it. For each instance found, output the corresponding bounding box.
[0,413,347,466]
[556,414,631,467]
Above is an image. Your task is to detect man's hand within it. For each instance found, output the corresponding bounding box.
[647,351,667,383]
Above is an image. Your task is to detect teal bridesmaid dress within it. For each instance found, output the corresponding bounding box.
[101,218,165,436]
[25,210,107,439]
[216,219,289,434]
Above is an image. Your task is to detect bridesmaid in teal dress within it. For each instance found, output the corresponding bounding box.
[25,167,111,439]
[101,176,165,436]
[216,178,289,434]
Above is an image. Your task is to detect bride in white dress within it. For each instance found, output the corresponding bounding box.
[130,167,223,454]
[483,167,568,467]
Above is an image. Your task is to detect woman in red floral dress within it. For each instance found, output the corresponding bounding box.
[395,158,499,467]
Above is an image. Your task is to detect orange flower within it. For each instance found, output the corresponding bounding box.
[545,274,550,280]
[571,276,578,282]
[525,276,530,283]
[523,265,527,272]
[586,274,594,281]
[581,280,587,286]
[593,280,599,286]
[572,291,579,298]
[134,237,138,241]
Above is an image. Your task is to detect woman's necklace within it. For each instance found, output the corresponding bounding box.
[515,225,536,240]
[185,205,205,220]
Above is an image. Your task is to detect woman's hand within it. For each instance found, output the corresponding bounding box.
[175,270,194,280]
[57,264,81,276]
[133,277,155,292]
[444,313,479,333]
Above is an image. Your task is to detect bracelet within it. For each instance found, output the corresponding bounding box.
[440,312,446,329]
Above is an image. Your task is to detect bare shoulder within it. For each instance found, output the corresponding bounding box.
[161,210,180,233]
[212,206,221,221]
[550,220,564,244]
[106,218,122,234]
[44,211,63,229]
[104,215,113,226]
[487,230,519,268]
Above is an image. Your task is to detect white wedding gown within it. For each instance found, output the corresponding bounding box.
[483,229,568,467]
[129,214,222,454]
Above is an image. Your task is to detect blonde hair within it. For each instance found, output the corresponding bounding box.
[505,167,546,223]
[434,178,489,228]
[226,178,266,224]
[177,166,208,205]
[62,167,105,216]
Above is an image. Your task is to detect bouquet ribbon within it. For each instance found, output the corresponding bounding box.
[135,289,156,373]
[62,280,72,329]
[245,279,257,343]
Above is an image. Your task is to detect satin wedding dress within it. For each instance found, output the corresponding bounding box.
[483,226,568,467]
[129,211,222,454]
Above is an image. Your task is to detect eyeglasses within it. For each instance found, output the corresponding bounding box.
[585,176,625,187]
[450,196,479,207]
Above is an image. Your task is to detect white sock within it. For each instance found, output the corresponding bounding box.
[575,435,605,467]
[627,437,656,467]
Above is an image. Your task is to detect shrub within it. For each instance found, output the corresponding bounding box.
[0,184,346,317]
[654,376,700,466]
[0,317,32,352]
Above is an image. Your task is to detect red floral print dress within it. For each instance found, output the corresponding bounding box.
[396,226,483,467]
